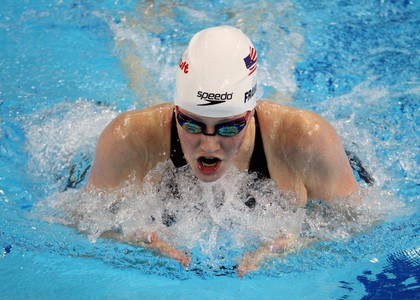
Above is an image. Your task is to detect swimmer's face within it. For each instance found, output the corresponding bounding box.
[176,107,251,182]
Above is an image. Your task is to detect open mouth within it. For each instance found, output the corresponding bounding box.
[197,156,222,175]
[198,157,220,167]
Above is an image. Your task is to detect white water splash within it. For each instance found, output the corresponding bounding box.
[24,99,118,189]
[37,160,407,257]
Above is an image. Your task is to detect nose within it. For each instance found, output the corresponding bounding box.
[199,134,221,153]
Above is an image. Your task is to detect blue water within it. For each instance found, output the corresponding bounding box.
[1,0,419,299]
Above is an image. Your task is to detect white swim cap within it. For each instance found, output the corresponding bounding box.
[174,26,258,118]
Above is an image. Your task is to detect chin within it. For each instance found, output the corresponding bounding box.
[193,166,227,183]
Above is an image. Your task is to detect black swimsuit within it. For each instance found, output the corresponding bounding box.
[169,110,374,185]
[170,110,271,179]
[162,109,374,230]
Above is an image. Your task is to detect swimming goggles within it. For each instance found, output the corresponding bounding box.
[175,106,251,137]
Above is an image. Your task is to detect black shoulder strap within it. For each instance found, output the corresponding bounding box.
[249,111,271,179]
[170,110,188,168]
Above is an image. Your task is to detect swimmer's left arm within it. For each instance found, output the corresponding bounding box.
[237,113,360,278]
[303,114,359,202]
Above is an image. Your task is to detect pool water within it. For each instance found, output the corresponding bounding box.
[1,0,419,299]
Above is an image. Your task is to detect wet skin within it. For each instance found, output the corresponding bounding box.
[85,101,359,277]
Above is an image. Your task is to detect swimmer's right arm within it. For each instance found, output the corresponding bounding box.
[85,104,173,190]
[83,106,190,268]
[85,112,147,190]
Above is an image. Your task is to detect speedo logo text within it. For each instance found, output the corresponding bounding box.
[196,91,233,106]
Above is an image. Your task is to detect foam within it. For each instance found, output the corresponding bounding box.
[38,159,407,263]
[24,99,118,191]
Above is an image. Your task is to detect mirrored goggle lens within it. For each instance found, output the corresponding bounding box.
[180,122,203,134]
[216,121,247,137]
[176,108,249,137]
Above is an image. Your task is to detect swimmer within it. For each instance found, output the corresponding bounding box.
[84,26,359,276]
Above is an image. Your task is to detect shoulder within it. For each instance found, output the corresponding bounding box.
[106,103,174,135]
[256,100,336,139]
[101,103,174,149]
[86,103,174,188]
[96,103,174,167]
[255,100,358,201]
[255,100,341,161]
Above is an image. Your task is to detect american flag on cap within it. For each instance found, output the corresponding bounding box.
[243,46,257,76]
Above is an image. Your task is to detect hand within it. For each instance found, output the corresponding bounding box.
[127,229,191,270]
[237,245,271,278]
[236,237,296,278]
